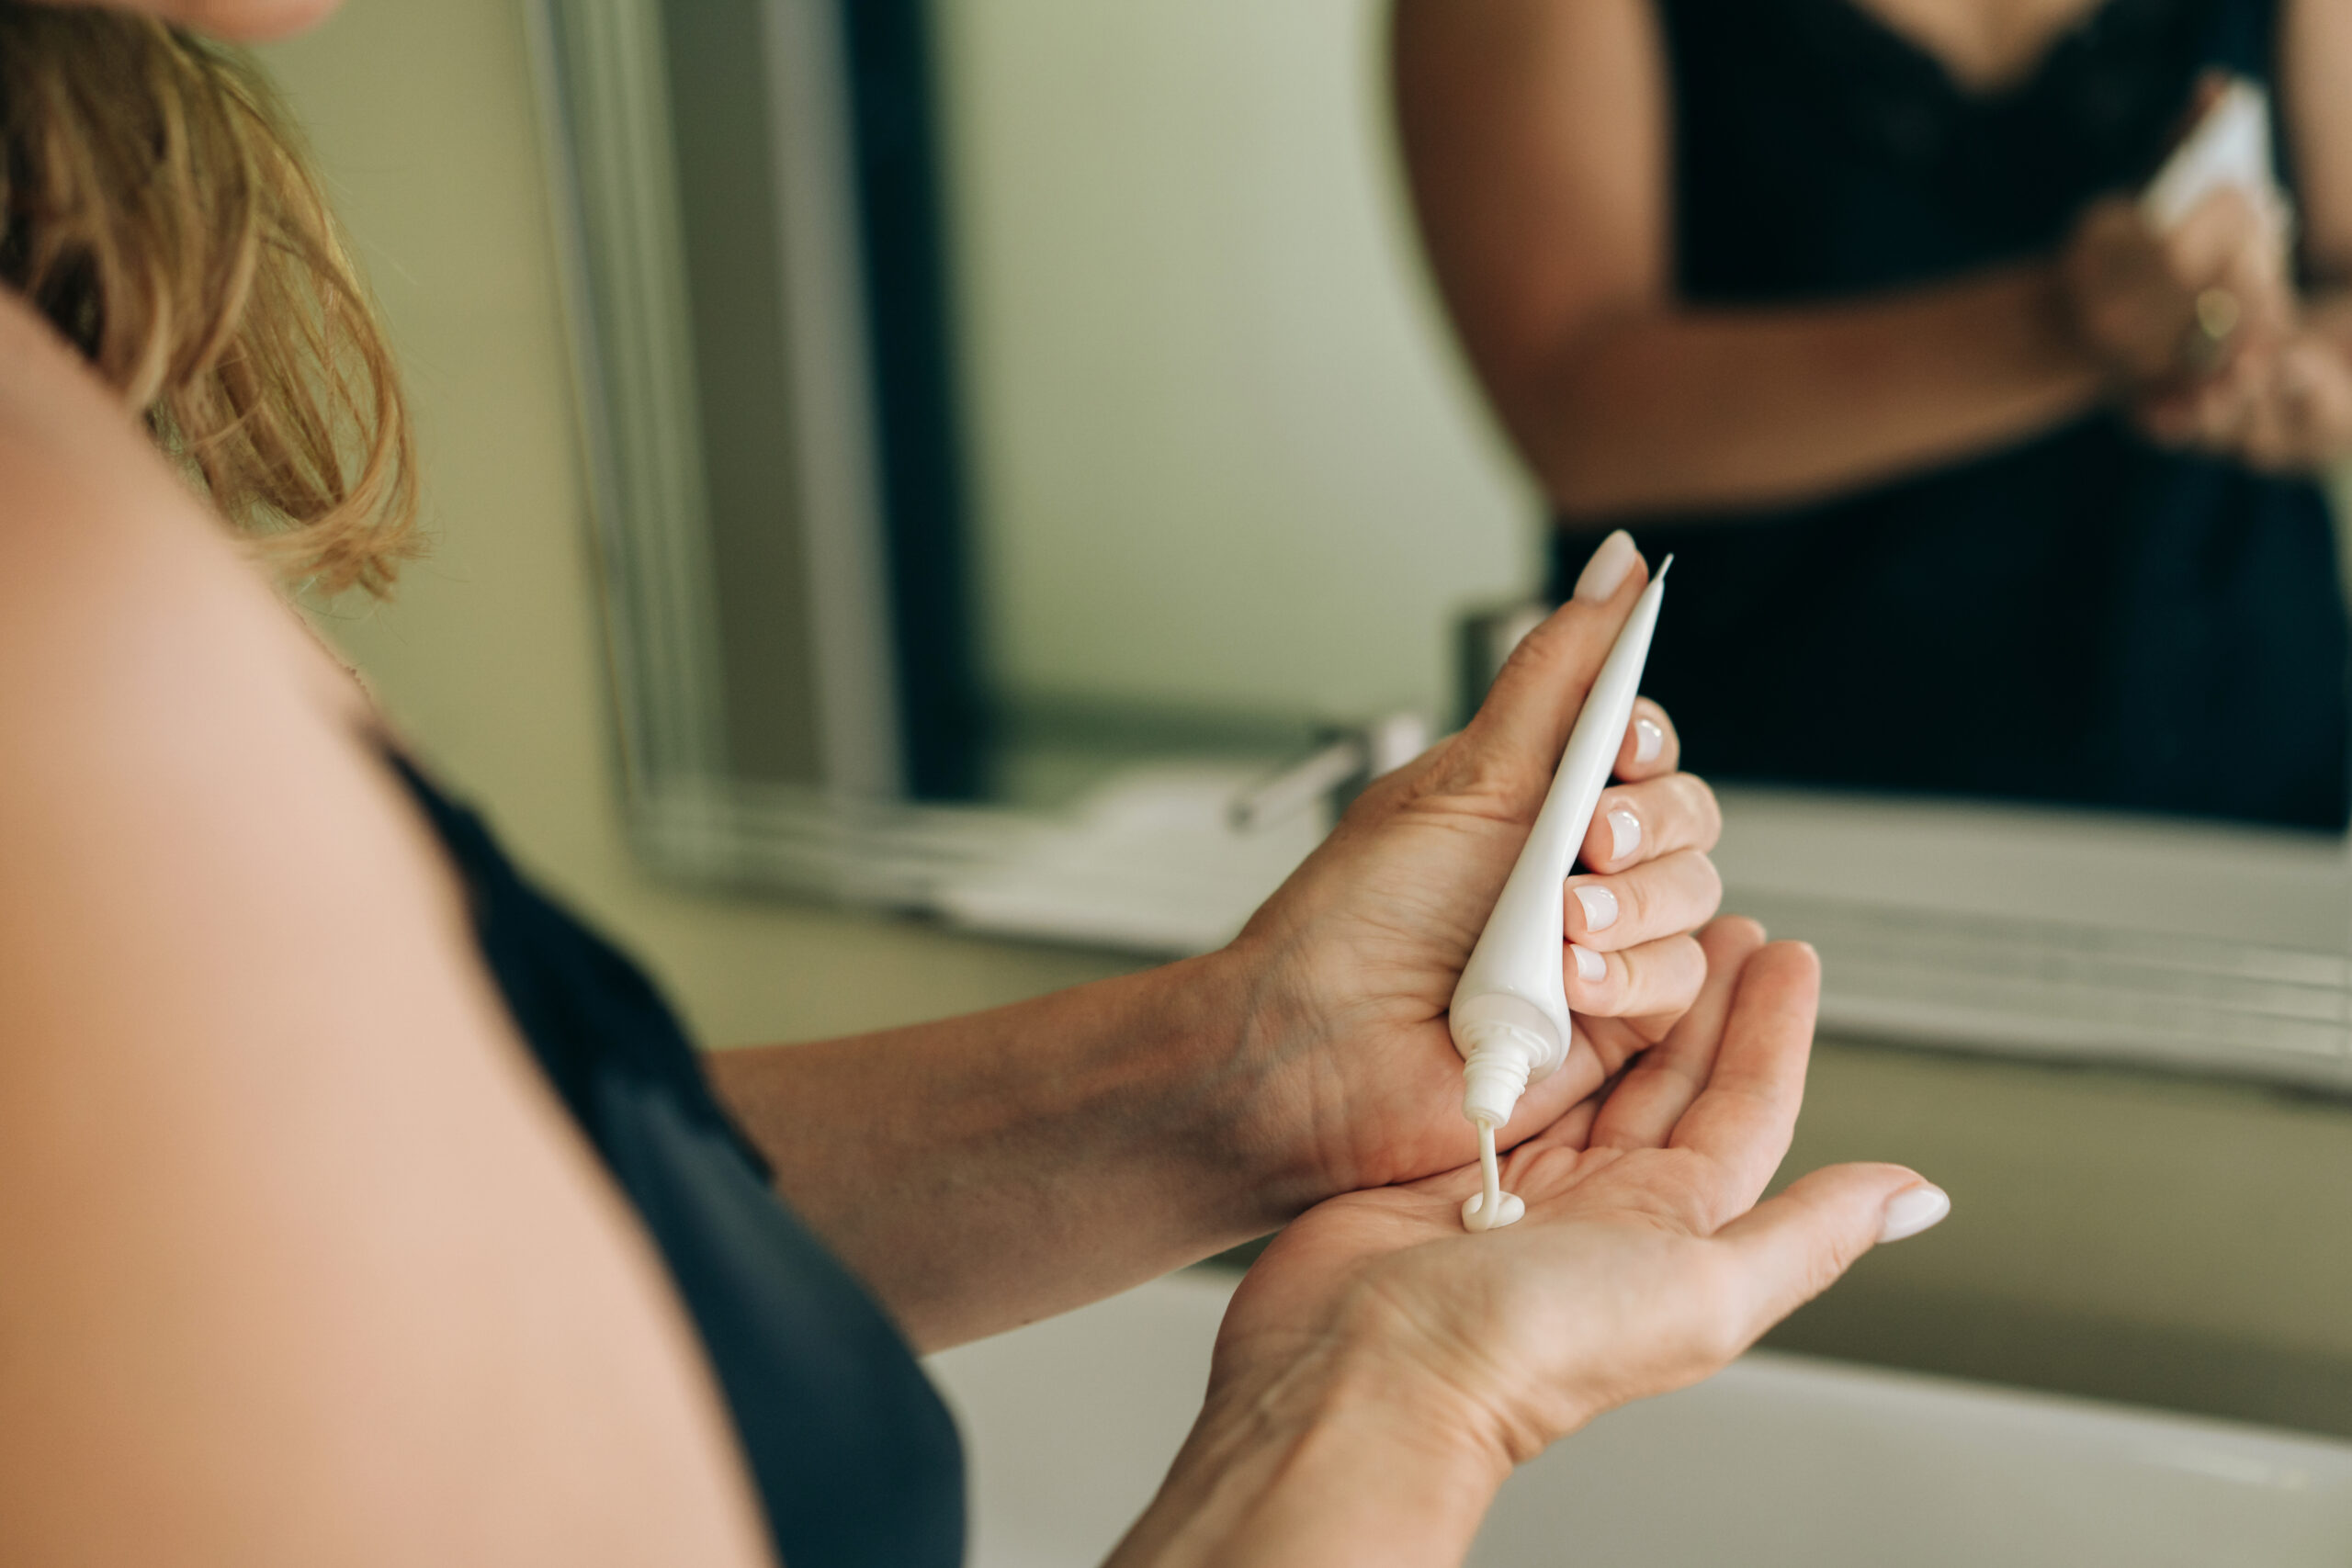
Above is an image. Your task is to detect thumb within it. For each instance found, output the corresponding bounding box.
[1444,529,1648,805]
[1710,1163,1949,1341]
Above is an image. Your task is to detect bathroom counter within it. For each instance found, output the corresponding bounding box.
[1756,1036,2352,1437]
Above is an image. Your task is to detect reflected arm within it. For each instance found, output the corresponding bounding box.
[2127,0,2352,464]
[1390,0,2106,523]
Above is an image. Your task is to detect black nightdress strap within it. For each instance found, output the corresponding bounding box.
[383,746,966,1568]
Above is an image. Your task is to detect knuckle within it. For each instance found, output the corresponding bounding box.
[1577,950,1627,1011]
[1804,1228,1869,1301]
[1686,851,1725,915]
[1616,935,1693,1012]
[1597,948,1631,1006]
[1614,869,1658,932]
[1417,733,1522,815]
[1682,773,1724,847]
[1659,770,1708,827]
[1664,932,1709,995]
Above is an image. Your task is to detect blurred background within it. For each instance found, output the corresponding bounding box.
[266,0,2352,1441]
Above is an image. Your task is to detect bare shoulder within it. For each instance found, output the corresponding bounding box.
[0,294,769,1566]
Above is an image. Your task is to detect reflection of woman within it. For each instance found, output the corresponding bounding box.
[2,6,1951,1565]
[1397,0,2352,827]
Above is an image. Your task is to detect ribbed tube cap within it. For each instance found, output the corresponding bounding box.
[1460,1024,1545,1128]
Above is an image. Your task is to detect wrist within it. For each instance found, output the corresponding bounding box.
[2021,257,2120,398]
[1113,1330,1510,1568]
[1107,948,1314,1227]
[1193,931,1351,1219]
[1278,1328,1517,1500]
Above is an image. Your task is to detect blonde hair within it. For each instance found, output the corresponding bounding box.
[0,7,416,597]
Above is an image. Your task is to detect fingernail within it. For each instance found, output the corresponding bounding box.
[1573,885,1618,932]
[1572,529,1639,604]
[1571,942,1607,982]
[1634,716,1665,764]
[1607,807,1641,861]
[1878,1185,1951,1244]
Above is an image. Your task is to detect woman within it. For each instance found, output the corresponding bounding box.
[0,5,1945,1565]
[1396,0,2352,828]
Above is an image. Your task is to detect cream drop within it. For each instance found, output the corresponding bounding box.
[1461,1120,1524,1232]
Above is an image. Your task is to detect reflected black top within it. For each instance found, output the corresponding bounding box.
[387,750,965,1568]
[1551,0,2349,828]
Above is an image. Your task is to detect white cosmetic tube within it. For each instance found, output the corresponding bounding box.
[1450,563,1671,1136]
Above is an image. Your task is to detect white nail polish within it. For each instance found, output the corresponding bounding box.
[1878,1185,1951,1244]
[1634,716,1665,764]
[1607,807,1641,861]
[1572,529,1639,604]
[1571,942,1606,982]
[1573,885,1618,932]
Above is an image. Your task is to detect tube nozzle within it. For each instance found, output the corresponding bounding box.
[1460,1022,1545,1130]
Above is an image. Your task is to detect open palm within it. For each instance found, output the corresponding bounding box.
[1210,928,1936,1464]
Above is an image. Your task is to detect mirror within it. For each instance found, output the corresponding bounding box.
[532,0,2352,1089]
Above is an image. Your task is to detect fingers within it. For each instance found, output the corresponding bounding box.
[2238,342,2352,469]
[1612,697,1679,782]
[1566,847,1722,953]
[2064,190,2286,383]
[1575,772,1721,878]
[1589,918,1766,1151]
[2171,186,2274,293]
[2141,338,2352,469]
[1431,530,1647,809]
[2163,189,2290,357]
[1663,940,1822,1214]
[1711,1164,1948,1343]
[1564,928,1705,1027]
[2217,221,2294,349]
[2065,197,2188,380]
[2269,343,2352,467]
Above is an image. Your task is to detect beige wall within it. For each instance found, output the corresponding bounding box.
[260,1,2352,1439]
[936,0,1536,726]
[258,0,1130,1052]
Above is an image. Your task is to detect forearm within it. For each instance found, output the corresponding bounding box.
[1108,1342,1507,1568]
[707,954,1302,1349]
[1512,262,2107,521]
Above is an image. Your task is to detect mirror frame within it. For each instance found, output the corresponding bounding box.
[526,0,2352,1094]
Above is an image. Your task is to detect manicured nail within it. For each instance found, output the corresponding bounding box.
[1634,716,1665,764]
[1573,885,1618,932]
[1570,942,1607,982]
[1573,529,1639,604]
[1607,807,1640,861]
[1878,1185,1951,1244]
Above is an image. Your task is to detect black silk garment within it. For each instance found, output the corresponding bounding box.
[388,749,964,1567]
[1554,0,2349,828]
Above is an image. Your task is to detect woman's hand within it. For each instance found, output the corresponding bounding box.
[1109,925,1944,1568]
[1217,531,1722,1211]
[2057,186,2352,471]
[725,533,1722,1349]
[2133,309,2352,470]
[2061,187,2294,387]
